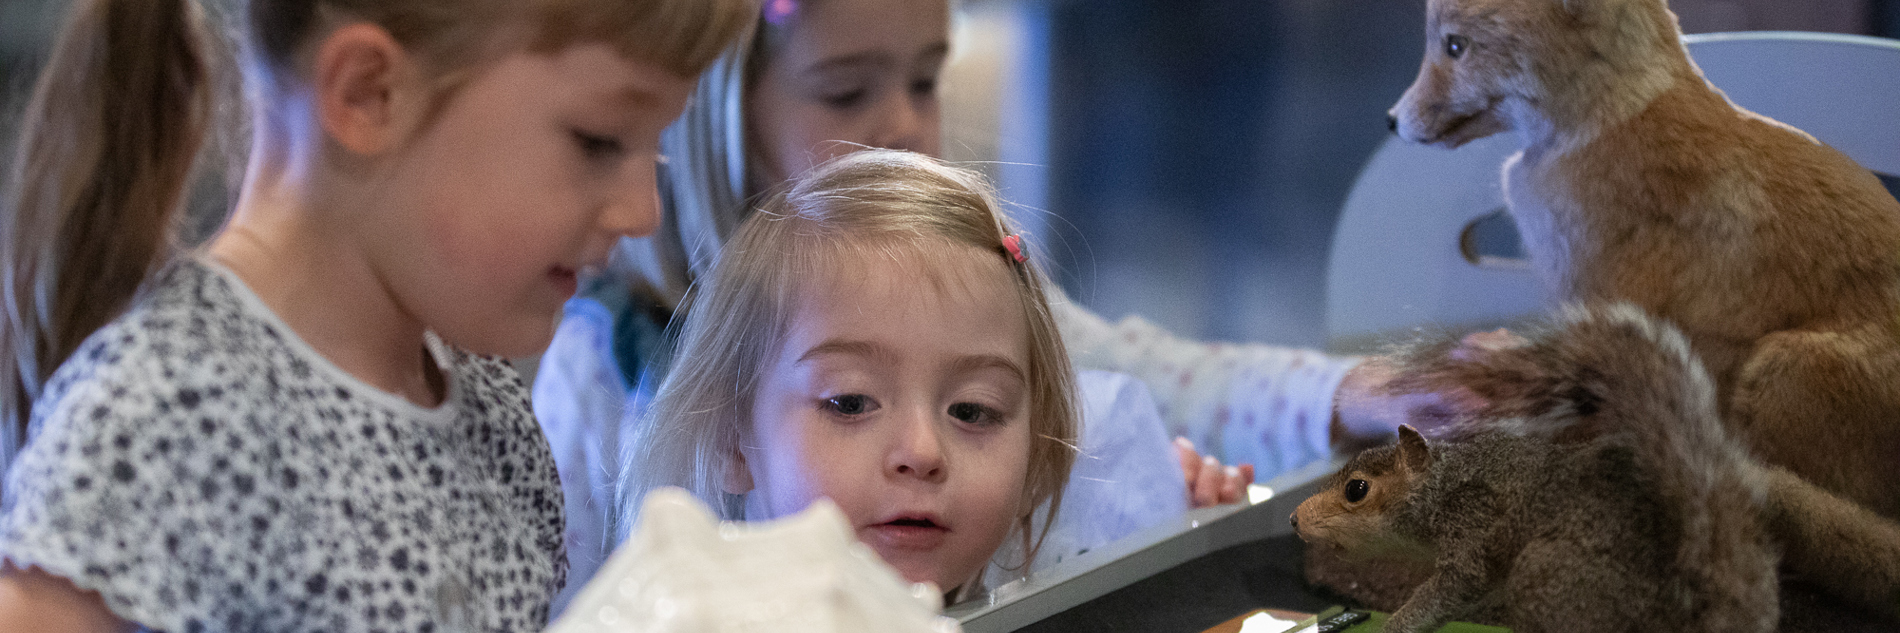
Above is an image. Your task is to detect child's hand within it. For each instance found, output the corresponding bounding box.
[1334,359,1474,443]
[1452,327,1529,360]
[1174,437,1255,508]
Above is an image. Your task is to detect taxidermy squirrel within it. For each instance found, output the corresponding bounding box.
[1293,305,1900,632]
[1368,313,1900,625]
[1388,0,1900,518]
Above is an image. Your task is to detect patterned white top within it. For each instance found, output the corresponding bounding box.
[0,258,565,633]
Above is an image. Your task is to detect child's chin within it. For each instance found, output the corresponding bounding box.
[874,551,962,591]
[876,552,937,583]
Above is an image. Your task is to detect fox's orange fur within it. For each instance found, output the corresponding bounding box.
[1390,0,1900,517]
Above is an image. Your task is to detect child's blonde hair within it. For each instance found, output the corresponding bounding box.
[1,0,756,477]
[622,149,1077,558]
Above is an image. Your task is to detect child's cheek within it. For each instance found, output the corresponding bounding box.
[751,415,865,520]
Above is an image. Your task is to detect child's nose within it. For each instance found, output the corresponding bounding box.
[888,410,947,482]
[601,159,664,239]
[872,99,929,154]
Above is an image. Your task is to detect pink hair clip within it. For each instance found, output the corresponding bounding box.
[1002,234,1028,264]
[765,0,798,24]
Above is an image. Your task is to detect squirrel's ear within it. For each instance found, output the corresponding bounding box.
[1397,425,1433,473]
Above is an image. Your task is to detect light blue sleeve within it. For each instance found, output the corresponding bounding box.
[531,299,633,619]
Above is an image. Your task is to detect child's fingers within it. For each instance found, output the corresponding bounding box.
[1192,456,1222,508]
[1459,327,1526,350]
[1218,465,1244,504]
[1176,439,1199,486]
[1174,437,1200,481]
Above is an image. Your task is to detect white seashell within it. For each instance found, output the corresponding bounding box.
[543,488,962,633]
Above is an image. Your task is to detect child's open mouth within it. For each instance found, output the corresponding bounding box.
[866,515,949,551]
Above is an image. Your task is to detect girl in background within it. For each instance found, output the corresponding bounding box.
[535,0,1416,606]
[622,149,1077,599]
[0,0,753,630]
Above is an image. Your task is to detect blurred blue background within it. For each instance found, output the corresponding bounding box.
[6,0,1899,350]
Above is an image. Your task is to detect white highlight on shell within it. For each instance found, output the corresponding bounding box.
[545,488,963,633]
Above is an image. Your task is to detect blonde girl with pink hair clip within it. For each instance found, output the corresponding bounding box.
[532,0,1424,606]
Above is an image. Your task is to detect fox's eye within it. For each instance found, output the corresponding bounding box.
[1445,34,1470,59]
[1345,479,1370,503]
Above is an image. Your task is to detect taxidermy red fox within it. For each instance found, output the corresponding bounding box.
[1388,0,1900,519]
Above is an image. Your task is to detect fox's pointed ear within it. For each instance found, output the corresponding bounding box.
[1397,425,1433,473]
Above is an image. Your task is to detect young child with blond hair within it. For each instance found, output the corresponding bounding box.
[537,0,1419,603]
[620,149,1077,597]
[0,0,754,630]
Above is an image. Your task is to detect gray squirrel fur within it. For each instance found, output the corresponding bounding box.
[1294,304,1778,633]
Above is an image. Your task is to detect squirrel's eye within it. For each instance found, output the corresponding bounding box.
[1445,34,1470,59]
[1345,479,1370,503]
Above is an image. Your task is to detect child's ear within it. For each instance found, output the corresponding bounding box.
[1397,425,1433,474]
[722,446,755,495]
[311,22,425,156]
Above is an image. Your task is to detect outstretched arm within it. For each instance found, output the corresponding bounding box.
[1050,288,1364,477]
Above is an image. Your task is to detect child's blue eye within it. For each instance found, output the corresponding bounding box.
[571,130,625,161]
[824,394,874,416]
[947,402,1002,426]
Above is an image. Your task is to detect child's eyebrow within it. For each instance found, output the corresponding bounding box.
[803,52,892,78]
[949,354,1026,383]
[805,41,951,78]
[796,339,898,365]
[794,341,1026,382]
[577,60,687,111]
[591,83,668,110]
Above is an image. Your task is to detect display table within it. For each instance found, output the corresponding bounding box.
[948,460,1340,632]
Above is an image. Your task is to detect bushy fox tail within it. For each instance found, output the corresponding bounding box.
[1387,303,1779,631]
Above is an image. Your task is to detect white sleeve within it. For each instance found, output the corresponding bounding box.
[1048,286,1362,479]
[531,300,631,619]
